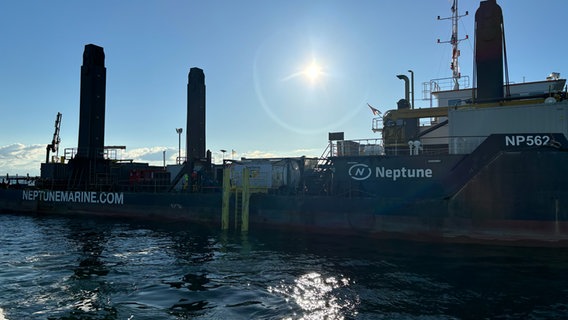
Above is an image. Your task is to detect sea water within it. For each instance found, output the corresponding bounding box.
[0,213,567,319]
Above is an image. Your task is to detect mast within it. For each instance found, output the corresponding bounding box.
[438,0,469,90]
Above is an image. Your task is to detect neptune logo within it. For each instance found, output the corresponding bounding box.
[348,163,372,181]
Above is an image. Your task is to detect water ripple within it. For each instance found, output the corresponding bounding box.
[1,214,567,319]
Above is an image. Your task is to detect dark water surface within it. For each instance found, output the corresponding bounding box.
[1,213,567,319]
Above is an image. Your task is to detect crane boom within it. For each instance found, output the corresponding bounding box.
[45,112,62,163]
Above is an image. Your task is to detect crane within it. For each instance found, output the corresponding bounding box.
[45,112,62,163]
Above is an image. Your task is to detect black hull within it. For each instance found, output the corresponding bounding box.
[2,190,567,246]
[3,149,568,246]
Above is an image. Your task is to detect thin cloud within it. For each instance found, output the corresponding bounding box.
[0,144,320,176]
[239,148,320,160]
[0,143,45,176]
[123,146,177,163]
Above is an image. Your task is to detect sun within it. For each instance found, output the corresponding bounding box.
[280,58,326,85]
[303,61,323,83]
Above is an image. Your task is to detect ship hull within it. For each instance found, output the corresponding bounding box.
[2,149,568,246]
[250,195,568,245]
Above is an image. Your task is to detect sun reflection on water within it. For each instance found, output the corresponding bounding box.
[268,272,359,319]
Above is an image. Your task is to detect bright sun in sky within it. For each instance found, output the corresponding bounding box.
[303,62,323,82]
[280,58,326,85]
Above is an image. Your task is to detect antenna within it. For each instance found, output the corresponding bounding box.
[437,0,469,90]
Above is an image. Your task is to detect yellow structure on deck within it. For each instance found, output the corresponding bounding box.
[221,166,267,232]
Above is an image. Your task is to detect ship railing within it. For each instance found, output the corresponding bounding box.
[104,146,126,160]
[63,146,127,161]
[383,135,493,156]
[1,174,38,188]
[326,134,491,157]
[64,148,76,161]
[424,76,471,94]
[422,76,471,107]
[329,138,385,157]
[372,117,383,133]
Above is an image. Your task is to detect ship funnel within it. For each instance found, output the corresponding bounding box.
[474,0,504,102]
[77,44,106,160]
[396,74,410,103]
[186,67,206,162]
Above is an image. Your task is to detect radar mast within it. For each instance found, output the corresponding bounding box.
[437,0,469,90]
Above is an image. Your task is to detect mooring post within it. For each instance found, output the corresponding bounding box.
[241,166,250,232]
[234,191,240,230]
[221,166,230,230]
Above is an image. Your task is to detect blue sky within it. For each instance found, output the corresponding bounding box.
[1,0,566,175]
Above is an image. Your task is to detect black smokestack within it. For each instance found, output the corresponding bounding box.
[474,0,504,102]
[186,67,206,161]
[77,44,106,160]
